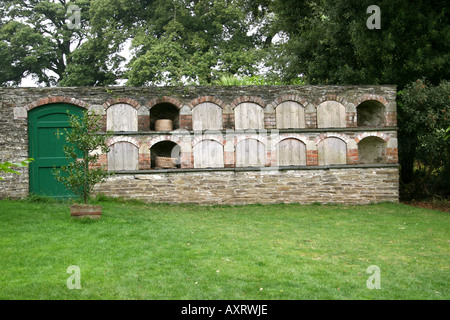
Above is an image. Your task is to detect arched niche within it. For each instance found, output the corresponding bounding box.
[108,142,139,171]
[193,139,224,168]
[317,137,347,165]
[357,100,385,127]
[358,136,387,164]
[317,101,346,128]
[150,140,181,169]
[150,103,179,131]
[277,138,306,166]
[106,103,138,132]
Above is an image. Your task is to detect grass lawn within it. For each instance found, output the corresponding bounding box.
[0,197,448,300]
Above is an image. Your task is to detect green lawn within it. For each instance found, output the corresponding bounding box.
[0,198,448,300]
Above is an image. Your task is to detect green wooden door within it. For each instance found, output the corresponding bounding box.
[28,104,84,198]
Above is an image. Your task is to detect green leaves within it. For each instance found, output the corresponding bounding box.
[125,0,262,85]
[0,159,34,180]
[53,111,113,204]
[0,0,124,86]
[267,0,450,87]
[398,79,450,198]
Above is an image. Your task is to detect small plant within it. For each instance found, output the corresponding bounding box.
[0,159,33,180]
[215,75,244,86]
[53,110,113,204]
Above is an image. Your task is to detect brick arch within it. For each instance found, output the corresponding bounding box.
[103,97,142,110]
[147,96,184,110]
[107,136,141,148]
[272,134,308,146]
[230,96,266,109]
[314,133,350,145]
[188,96,227,109]
[192,135,225,147]
[147,135,185,149]
[24,96,89,111]
[234,135,267,147]
[354,94,389,108]
[313,94,351,109]
[269,94,310,109]
[355,132,390,144]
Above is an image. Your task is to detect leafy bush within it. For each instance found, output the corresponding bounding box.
[398,79,450,199]
[53,111,113,204]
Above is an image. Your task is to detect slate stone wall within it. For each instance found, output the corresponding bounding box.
[0,85,398,204]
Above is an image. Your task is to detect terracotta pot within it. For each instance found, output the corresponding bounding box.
[155,119,173,131]
[70,204,102,219]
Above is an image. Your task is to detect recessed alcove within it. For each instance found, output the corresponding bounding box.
[150,103,179,131]
[150,140,181,169]
[358,136,387,164]
[357,100,385,127]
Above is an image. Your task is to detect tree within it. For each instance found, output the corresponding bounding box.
[125,0,266,85]
[265,0,450,87]
[53,111,112,204]
[397,79,450,199]
[0,0,124,86]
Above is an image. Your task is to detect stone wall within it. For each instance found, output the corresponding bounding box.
[0,85,399,204]
[94,166,399,205]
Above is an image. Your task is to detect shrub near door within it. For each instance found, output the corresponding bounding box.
[53,110,113,218]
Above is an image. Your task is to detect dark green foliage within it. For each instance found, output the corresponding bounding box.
[267,0,450,87]
[398,79,450,199]
[125,0,264,85]
[0,0,123,86]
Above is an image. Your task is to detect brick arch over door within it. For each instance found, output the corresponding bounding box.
[24,97,89,112]
[103,97,142,110]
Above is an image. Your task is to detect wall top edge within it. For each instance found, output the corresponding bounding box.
[2,84,397,91]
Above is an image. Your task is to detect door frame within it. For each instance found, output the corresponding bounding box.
[28,103,85,198]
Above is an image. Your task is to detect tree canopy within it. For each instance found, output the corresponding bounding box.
[0,0,125,86]
[265,0,450,88]
[118,0,267,85]
[1,0,448,87]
